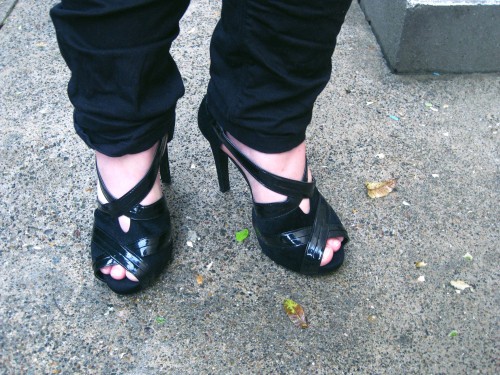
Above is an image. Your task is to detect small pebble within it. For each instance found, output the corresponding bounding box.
[187,230,197,242]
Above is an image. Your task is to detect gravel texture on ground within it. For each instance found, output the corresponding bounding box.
[0,1,498,374]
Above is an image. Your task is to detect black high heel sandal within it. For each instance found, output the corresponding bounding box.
[198,97,349,275]
[91,137,173,294]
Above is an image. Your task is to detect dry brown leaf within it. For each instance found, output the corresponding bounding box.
[196,275,203,285]
[283,299,308,329]
[365,179,397,198]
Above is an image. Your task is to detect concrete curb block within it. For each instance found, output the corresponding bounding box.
[359,0,500,73]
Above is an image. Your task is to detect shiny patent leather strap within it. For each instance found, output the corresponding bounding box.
[299,195,329,275]
[257,226,312,248]
[299,194,349,275]
[97,197,168,221]
[256,192,348,275]
[92,226,171,280]
[96,138,167,218]
[211,121,316,199]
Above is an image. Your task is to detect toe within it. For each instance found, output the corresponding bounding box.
[321,237,345,266]
[100,266,112,275]
[320,246,334,266]
[125,270,139,282]
[110,265,126,280]
[326,237,344,252]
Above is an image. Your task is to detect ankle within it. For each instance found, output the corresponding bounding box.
[95,143,163,205]
[227,134,306,178]
[225,134,309,204]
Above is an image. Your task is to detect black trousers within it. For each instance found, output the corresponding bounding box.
[51,0,352,157]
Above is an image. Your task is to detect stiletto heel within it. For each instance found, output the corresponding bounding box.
[160,145,171,184]
[198,96,230,192]
[211,146,230,192]
[91,136,173,294]
[198,96,349,275]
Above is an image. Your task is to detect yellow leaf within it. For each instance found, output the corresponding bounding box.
[283,299,308,329]
[196,275,203,285]
[365,181,388,190]
[365,179,397,198]
[415,261,427,268]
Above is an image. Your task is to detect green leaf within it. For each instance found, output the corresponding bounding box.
[235,228,249,242]
[155,316,166,324]
[463,252,473,261]
[448,330,458,337]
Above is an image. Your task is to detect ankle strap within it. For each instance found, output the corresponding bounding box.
[212,122,315,199]
[96,138,167,218]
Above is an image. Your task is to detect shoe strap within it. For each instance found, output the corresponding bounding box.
[299,194,329,274]
[300,193,349,275]
[212,122,316,199]
[92,225,172,280]
[96,138,167,218]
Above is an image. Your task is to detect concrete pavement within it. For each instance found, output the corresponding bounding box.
[0,1,498,373]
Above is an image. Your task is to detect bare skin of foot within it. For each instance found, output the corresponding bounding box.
[98,136,343,282]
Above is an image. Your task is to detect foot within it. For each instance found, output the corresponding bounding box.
[223,134,343,267]
[96,143,164,282]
